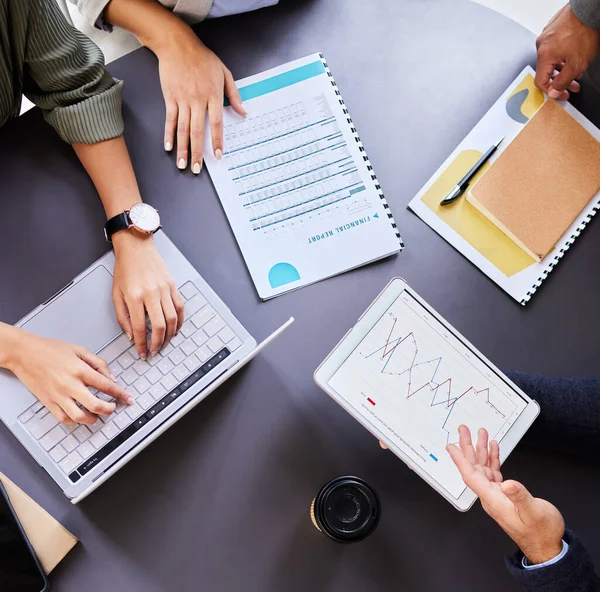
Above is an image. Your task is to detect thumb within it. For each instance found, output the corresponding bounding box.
[501,480,534,512]
[534,50,556,92]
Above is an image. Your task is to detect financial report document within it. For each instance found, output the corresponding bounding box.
[204,54,402,299]
[326,291,529,499]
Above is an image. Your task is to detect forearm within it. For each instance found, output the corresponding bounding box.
[0,323,22,371]
[104,0,194,55]
[73,137,149,254]
[73,137,142,219]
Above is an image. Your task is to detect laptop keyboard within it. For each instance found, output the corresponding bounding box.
[17,281,243,483]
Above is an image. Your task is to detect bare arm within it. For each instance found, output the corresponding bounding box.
[104,0,186,54]
[73,137,184,359]
[0,138,183,424]
[103,0,245,173]
[73,136,142,218]
[0,323,20,371]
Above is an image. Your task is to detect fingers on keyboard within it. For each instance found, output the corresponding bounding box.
[129,301,149,360]
[62,400,97,425]
[85,370,135,407]
[172,288,185,335]
[147,301,167,356]
[30,282,244,479]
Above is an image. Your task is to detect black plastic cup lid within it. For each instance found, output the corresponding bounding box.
[313,476,380,543]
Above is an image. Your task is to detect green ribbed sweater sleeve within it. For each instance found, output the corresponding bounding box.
[22,0,124,144]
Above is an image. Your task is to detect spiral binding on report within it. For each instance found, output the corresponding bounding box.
[521,202,600,305]
[319,53,403,248]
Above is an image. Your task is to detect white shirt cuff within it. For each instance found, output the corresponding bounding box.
[522,540,569,570]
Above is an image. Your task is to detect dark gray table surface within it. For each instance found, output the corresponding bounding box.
[1,1,599,590]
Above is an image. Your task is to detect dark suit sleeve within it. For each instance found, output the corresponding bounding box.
[505,530,600,592]
[571,0,600,31]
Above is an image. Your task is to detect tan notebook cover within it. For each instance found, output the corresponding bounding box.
[0,472,78,574]
[467,99,600,261]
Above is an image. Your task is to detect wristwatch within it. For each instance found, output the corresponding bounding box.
[104,203,162,242]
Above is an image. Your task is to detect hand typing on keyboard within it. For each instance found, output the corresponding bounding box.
[111,234,185,360]
[10,280,243,479]
[0,326,134,425]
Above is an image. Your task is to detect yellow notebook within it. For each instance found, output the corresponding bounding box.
[467,99,600,261]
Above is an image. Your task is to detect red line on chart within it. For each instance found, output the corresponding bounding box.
[409,380,504,417]
[364,317,508,430]
[381,318,397,358]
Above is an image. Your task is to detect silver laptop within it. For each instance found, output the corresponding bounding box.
[0,232,292,503]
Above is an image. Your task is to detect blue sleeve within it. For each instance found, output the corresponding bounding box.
[506,372,600,459]
[523,541,569,570]
[505,530,600,592]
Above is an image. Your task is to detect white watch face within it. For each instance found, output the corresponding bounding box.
[129,203,160,233]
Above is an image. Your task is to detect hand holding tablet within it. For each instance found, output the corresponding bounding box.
[314,278,539,511]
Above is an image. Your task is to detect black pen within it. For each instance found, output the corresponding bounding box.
[439,137,504,205]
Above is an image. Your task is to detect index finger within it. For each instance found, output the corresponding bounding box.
[84,368,135,406]
[77,348,112,380]
[535,47,558,92]
[224,68,246,117]
[208,95,224,160]
[146,297,166,356]
[73,383,116,416]
[127,298,149,360]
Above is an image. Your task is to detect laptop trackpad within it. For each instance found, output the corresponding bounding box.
[21,265,122,353]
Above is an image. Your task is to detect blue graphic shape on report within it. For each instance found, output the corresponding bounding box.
[326,291,528,499]
[203,54,402,300]
[268,263,300,288]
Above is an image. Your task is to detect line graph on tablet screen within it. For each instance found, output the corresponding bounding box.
[361,321,511,444]
[327,290,528,497]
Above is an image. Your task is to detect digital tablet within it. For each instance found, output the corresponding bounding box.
[314,278,540,511]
